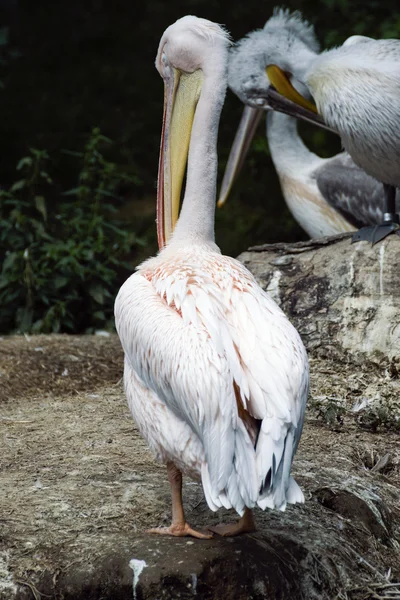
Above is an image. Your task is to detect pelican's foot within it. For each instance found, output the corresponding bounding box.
[207,508,256,537]
[352,222,400,245]
[146,523,213,539]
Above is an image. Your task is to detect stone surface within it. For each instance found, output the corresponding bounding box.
[239,233,400,364]
[1,322,399,598]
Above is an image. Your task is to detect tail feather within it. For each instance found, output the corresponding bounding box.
[232,420,258,508]
[201,463,222,512]
[200,420,257,515]
[257,427,303,511]
[217,490,232,510]
[286,476,305,504]
[201,420,303,515]
[256,417,286,491]
[225,471,245,515]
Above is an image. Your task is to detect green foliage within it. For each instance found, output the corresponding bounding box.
[0,130,143,334]
[0,1,399,264]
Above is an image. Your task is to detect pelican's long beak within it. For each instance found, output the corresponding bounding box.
[217,105,263,208]
[157,68,203,248]
[265,65,338,135]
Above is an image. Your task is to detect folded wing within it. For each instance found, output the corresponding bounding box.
[115,256,308,514]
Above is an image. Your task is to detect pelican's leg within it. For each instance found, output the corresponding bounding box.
[352,184,400,245]
[207,507,256,537]
[147,462,212,539]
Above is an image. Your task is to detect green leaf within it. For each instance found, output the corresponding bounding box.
[94,188,121,200]
[88,284,104,304]
[10,179,26,192]
[39,171,52,184]
[0,277,10,289]
[54,275,68,289]
[16,157,33,171]
[93,310,105,320]
[31,319,43,332]
[34,196,47,221]
[2,252,18,272]
[29,148,49,160]
[62,186,89,196]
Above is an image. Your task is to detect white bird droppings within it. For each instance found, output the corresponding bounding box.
[379,244,385,296]
[129,558,147,600]
[267,270,282,304]
[191,573,198,594]
[349,258,354,284]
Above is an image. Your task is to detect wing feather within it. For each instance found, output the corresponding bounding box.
[115,271,258,510]
[314,153,400,226]
[181,257,309,509]
[116,253,308,513]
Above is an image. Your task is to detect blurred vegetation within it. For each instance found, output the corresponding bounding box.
[0,130,143,333]
[0,0,399,332]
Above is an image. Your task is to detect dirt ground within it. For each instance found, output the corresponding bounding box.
[1,334,400,599]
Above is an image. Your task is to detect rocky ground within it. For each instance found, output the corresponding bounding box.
[0,333,399,600]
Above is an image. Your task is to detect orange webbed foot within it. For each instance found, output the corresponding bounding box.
[146,522,213,539]
[207,508,256,537]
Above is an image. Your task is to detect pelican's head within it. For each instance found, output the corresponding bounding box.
[155,16,231,248]
[261,34,379,143]
[218,8,323,207]
[229,8,319,110]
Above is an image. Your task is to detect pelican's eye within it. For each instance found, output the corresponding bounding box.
[161,52,168,66]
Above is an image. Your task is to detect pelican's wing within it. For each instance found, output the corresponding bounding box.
[164,255,310,511]
[116,259,308,513]
[216,258,309,510]
[313,153,392,227]
[115,271,258,513]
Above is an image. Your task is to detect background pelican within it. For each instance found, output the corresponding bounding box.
[115,15,308,538]
[265,30,400,243]
[219,9,399,239]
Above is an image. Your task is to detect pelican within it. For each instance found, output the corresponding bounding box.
[115,15,308,538]
[218,9,399,238]
[263,29,400,243]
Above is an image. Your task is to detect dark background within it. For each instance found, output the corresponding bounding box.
[1,0,399,258]
[0,0,399,333]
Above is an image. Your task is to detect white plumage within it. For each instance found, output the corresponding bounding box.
[306,37,400,189]
[115,15,308,537]
[116,245,308,512]
[263,25,400,242]
[219,9,399,238]
[265,110,355,237]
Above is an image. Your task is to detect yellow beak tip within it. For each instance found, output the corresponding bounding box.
[266,64,317,114]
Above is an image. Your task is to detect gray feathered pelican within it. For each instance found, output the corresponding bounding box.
[115,15,308,539]
[264,28,400,244]
[219,9,399,239]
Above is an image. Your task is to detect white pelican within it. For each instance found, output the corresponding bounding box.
[115,15,308,538]
[263,29,400,244]
[218,9,399,238]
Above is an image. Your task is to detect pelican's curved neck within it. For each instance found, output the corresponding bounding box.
[267,112,317,174]
[171,54,227,246]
